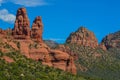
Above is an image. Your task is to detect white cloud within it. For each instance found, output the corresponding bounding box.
[0,0,48,7]
[4,0,48,7]
[0,9,16,23]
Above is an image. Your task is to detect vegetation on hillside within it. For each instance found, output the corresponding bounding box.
[66,44,120,80]
[0,51,89,80]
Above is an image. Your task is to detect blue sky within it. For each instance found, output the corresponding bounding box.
[0,0,120,43]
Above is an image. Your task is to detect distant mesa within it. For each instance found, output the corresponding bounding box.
[66,27,98,48]
[44,40,59,49]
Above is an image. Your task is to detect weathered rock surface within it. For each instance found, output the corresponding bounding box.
[11,39,77,74]
[66,27,98,48]
[0,7,77,74]
[99,43,107,50]
[56,45,78,60]
[12,8,30,39]
[101,31,120,49]
[0,29,6,35]
[19,41,77,74]
[2,56,14,63]
[49,50,76,74]
[31,16,43,42]
[20,41,30,58]
[29,43,52,67]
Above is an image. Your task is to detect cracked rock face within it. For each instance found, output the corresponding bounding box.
[66,27,98,48]
[12,8,30,39]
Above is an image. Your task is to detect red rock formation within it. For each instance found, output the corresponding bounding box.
[29,43,52,67]
[101,31,120,49]
[0,29,6,35]
[56,45,78,60]
[99,43,107,50]
[0,7,77,74]
[12,8,30,39]
[20,41,30,58]
[66,56,76,74]
[31,16,43,42]
[14,40,77,74]
[49,50,76,74]
[66,27,98,48]
[2,56,14,63]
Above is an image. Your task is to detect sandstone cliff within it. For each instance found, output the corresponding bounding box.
[66,27,98,48]
[0,8,76,74]
[12,8,30,39]
[31,16,43,42]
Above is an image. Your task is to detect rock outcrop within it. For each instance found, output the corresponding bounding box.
[99,43,107,50]
[18,41,76,74]
[31,16,43,42]
[56,45,78,60]
[66,27,98,48]
[49,50,76,74]
[5,7,77,74]
[101,31,120,49]
[12,8,30,39]
[2,56,14,63]
[0,29,6,35]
